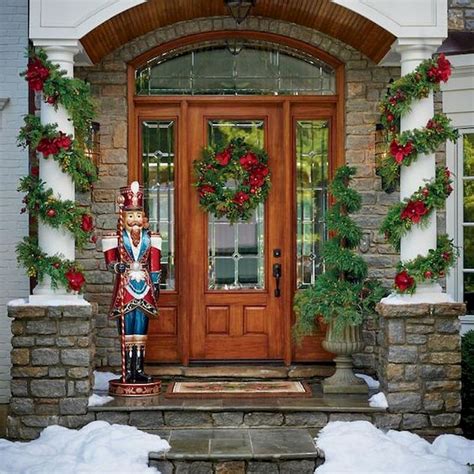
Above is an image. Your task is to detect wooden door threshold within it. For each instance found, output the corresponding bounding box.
[145,364,334,380]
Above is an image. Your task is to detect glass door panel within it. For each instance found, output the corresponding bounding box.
[207,120,265,290]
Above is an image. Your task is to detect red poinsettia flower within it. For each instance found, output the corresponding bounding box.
[233,191,250,205]
[65,269,85,292]
[198,184,215,197]
[239,152,259,170]
[25,58,50,92]
[400,200,429,224]
[394,270,415,292]
[36,138,59,158]
[216,148,232,166]
[427,54,452,83]
[53,132,72,151]
[390,139,414,164]
[81,214,94,232]
[249,173,265,188]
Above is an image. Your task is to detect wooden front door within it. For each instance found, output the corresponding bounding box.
[186,102,290,360]
[134,97,339,364]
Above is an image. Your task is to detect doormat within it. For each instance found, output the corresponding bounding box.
[166,381,312,398]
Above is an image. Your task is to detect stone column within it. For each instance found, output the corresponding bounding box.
[29,42,80,302]
[376,302,464,436]
[395,40,450,301]
[7,301,96,440]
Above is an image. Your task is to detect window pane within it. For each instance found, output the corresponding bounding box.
[142,120,175,290]
[136,43,336,96]
[463,133,474,176]
[464,226,474,268]
[296,120,329,289]
[207,121,265,290]
[464,273,474,314]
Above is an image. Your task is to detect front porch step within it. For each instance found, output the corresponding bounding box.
[145,364,334,381]
[89,383,385,430]
[148,428,325,474]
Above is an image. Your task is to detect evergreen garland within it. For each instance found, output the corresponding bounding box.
[293,166,385,339]
[380,167,453,250]
[17,47,98,292]
[376,53,459,293]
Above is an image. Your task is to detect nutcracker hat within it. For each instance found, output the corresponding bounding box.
[120,181,144,211]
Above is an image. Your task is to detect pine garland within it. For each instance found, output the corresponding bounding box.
[380,167,453,251]
[17,47,98,292]
[377,53,459,293]
[18,115,97,192]
[293,166,385,339]
[18,175,94,249]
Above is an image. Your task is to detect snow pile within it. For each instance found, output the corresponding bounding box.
[88,394,114,407]
[93,371,117,392]
[354,373,380,390]
[316,421,474,474]
[368,391,388,409]
[0,421,169,474]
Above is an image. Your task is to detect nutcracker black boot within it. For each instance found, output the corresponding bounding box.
[135,345,153,383]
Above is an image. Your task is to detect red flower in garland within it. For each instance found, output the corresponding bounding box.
[36,138,59,158]
[394,270,415,292]
[81,214,94,232]
[400,200,429,224]
[239,152,259,170]
[65,269,85,292]
[427,54,452,83]
[25,58,50,92]
[198,184,215,197]
[31,165,39,177]
[390,139,414,164]
[53,132,72,151]
[233,191,250,206]
[216,148,232,166]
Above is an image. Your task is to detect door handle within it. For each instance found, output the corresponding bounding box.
[273,263,282,297]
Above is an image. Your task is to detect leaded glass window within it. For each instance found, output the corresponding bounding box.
[142,120,175,290]
[136,42,336,96]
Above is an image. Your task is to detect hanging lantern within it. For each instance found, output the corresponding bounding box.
[224,0,256,24]
[86,121,101,167]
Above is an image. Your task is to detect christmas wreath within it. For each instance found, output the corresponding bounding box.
[194,137,271,223]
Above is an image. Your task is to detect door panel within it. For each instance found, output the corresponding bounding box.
[187,103,289,361]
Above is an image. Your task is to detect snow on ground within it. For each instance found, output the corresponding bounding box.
[354,373,380,390]
[315,421,474,474]
[88,393,114,407]
[0,421,169,474]
[368,391,388,409]
[93,371,118,392]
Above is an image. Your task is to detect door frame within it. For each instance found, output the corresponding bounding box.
[127,31,345,365]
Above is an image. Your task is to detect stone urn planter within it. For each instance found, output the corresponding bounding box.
[322,320,368,394]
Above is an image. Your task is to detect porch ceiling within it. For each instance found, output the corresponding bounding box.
[80,0,396,64]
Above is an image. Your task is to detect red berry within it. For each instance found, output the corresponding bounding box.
[439,271,445,277]
[53,262,60,269]
[424,271,433,279]
[387,114,394,122]
[422,188,429,197]
[46,208,56,218]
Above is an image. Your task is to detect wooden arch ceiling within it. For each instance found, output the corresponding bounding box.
[81,0,396,64]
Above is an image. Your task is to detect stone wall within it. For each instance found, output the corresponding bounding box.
[376,302,465,436]
[76,17,401,371]
[448,0,474,31]
[7,303,96,440]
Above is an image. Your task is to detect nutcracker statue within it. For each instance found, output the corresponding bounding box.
[102,181,162,396]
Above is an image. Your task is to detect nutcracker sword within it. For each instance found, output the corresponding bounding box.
[116,195,127,384]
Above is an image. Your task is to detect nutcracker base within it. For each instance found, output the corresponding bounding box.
[108,379,161,397]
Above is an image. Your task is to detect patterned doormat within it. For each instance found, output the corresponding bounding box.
[166,381,312,398]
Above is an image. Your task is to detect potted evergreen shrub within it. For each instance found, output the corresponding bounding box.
[293,166,385,394]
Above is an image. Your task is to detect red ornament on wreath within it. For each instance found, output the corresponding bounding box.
[46,208,57,218]
[65,268,85,292]
[394,270,415,292]
[193,137,271,224]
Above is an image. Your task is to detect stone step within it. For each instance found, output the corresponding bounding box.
[145,364,334,381]
[148,428,325,474]
[89,383,387,431]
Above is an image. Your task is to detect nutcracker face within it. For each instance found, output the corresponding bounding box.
[124,210,144,232]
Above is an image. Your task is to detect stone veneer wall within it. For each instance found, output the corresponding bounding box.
[75,16,403,372]
[376,302,465,436]
[448,0,474,31]
[7,304,96,440]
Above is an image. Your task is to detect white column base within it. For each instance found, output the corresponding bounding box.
[381,283,454,305]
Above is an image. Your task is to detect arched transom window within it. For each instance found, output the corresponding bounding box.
[135,41,336,96]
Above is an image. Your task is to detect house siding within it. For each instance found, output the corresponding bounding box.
[76,17,401,372]
[0,0,29,403]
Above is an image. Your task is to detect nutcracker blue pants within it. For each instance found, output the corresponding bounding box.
[117,309,149,335]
